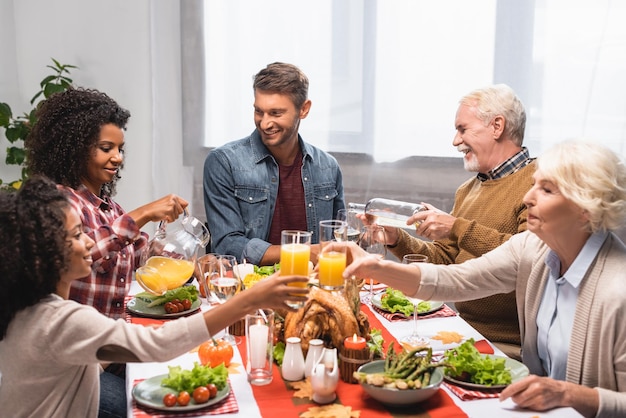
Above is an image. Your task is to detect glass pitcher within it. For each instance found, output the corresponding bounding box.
[136,209,210,295]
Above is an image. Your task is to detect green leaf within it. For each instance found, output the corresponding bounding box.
[30,91,44,104]
[5,126,23,143]
[40,75,57,87]
[6,146,26,165]
[43,83,66,98]
[0,102,12,126]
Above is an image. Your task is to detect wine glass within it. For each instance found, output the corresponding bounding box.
[201,254,242,345]
[400,254,429,349]
[336,209,364,243]
[358,225,387,302]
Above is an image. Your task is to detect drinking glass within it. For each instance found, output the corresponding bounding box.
[204,255,242,345]
[358,225,387,300]
[196,253,218,301]
[336,209,363,243]
[280,230,312,309]
[318,220,347,290]
[400,254,429,349]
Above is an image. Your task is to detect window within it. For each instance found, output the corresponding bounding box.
[203,0,626,161]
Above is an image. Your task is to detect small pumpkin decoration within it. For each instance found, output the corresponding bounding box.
[198,338,234,367]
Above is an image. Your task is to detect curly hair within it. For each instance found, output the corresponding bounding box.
[25,87,131,197]
[0,176,71,340]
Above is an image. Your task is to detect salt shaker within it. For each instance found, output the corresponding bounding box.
[304,339,324,378]
[364,198,426,229]
[282,337,305,381]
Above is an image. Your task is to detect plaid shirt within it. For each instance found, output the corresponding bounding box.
[477,147,533,182]
[62,185,148,319]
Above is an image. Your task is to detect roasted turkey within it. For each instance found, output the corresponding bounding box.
[283,285,369,352]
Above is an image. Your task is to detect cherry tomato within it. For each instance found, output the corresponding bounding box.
[164,302,178,314]
[162,393,177,407]
[181,298,192,310]
[205,383,218,399]
[192,386,210,403]
[198,339,234,367]
[177,390,191,406]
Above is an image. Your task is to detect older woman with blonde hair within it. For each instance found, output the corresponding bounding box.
[335,140,626,417]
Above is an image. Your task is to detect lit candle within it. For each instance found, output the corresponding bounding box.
[249,322,269,369]
[344,333,366,350]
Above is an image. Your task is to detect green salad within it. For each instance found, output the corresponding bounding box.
[135,285,199,307]
[161,362,228,393]
[380,287,431,316]
[443,338,512,386]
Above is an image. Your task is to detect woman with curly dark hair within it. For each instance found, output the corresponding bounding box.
[26,87,187,319]
[25,87,189,417]
[0,176,309,418]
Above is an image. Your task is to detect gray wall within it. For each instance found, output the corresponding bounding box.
[195,150,626,245]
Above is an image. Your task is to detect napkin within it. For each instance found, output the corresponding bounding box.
[444,382,502,401]
[371,303,458,322]
[131,380,239,417]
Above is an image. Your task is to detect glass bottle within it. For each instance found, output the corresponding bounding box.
[364,198,426,229]
[281,337,306,381]
[347,202,366,212]
[304,339,324,378]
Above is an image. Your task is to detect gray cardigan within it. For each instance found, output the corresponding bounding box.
[418,231,626,417]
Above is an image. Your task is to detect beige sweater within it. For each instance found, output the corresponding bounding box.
[391,161,535,352]
[418,231,626,417]
[0,295,210,418]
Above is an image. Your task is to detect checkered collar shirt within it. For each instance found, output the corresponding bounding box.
[477,147,533,182]
[62,184,148,319]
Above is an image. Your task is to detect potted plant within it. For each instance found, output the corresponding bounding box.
[0,58,77,190]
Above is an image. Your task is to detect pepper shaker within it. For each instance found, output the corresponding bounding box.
[304,339,324,378]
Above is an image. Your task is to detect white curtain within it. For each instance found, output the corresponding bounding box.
[189,0,625,162]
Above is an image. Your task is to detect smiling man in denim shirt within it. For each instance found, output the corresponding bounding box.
[203,62,345,265]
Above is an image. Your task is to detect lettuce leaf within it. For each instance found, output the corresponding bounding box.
[443,338,512,386]
[135,285,199,308]
[380,287,430,316]
[161,362,228,392]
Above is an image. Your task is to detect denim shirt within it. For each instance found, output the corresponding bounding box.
[203,130,345,264]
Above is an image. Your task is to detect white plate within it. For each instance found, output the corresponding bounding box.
[132,374,229,411]
[371,292,444,316]
[127,297,201,319]
[443,355,529,389]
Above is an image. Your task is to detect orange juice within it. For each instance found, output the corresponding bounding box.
[318,251,346,289]
[145,256,195,290]
[280,243,310,289]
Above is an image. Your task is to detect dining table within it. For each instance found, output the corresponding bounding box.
[125,280,582,418]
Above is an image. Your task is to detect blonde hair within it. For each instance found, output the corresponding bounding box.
[538,140,626,233]
[460,84,526,146]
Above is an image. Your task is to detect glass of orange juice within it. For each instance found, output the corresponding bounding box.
[318,220,347,290]
[280,230,312,309]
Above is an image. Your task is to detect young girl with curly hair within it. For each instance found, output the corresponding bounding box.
[0,176,308,418]
[25,87,190,417]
